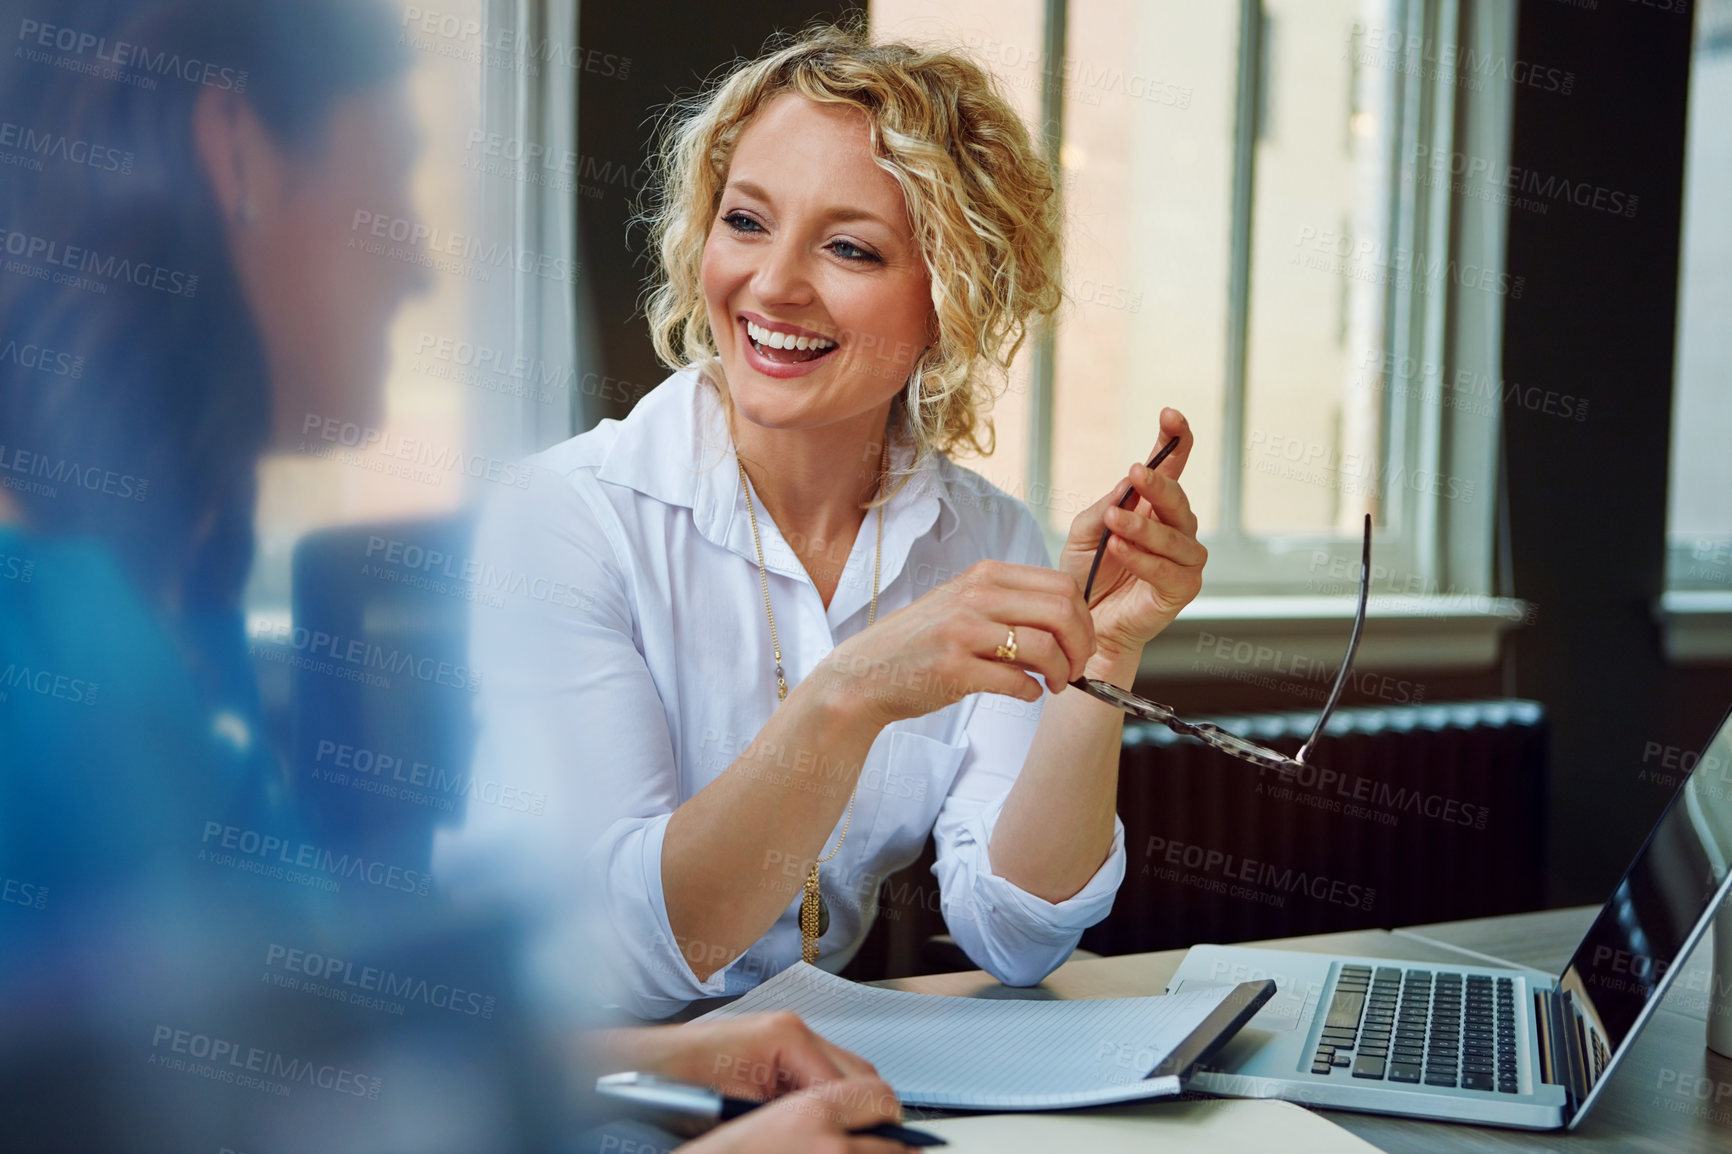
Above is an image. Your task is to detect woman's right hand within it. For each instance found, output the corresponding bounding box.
[679,1074,913,1154]
[806,559,1096,727]
[595,1011,881,1102]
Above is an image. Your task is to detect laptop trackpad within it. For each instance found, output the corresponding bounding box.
[1172,979,1302,1031]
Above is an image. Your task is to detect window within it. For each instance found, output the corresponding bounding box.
[873,0,1525,669]
[1660,0,1732,660]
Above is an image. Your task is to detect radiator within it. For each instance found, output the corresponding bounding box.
[849,699,1549,979]
[1082,699,1549,955]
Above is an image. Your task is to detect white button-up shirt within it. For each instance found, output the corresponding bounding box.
[435,368,1125,1019]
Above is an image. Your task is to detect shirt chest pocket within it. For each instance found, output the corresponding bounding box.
[854,728,970,868]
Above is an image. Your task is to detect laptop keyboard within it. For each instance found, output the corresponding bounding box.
[1308,966,1520,1093]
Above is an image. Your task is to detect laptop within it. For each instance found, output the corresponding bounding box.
[1164,704,1732,1129]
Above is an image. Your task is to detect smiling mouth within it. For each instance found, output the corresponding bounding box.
[742,318,839,365]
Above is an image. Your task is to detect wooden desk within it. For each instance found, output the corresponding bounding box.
[879,907,1732,1153]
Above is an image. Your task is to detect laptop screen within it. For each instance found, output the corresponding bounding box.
[1556,708,1732,1089]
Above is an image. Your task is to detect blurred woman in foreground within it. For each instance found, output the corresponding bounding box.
[0,1,901,1149]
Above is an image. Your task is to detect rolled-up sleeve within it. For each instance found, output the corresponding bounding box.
[930,712,1127,988]
[431,464,726,1020]
[928,505,1127,988]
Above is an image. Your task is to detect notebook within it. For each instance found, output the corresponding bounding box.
[691,963,1271,1110]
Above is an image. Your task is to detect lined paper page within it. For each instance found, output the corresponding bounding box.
[694,964,1238,1110]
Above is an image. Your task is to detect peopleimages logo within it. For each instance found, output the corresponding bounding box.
[348,210,580,286]
[413,331,650,408]
[1409,145,1638,219]
[1653,1067,1732,1126]
[1588,943,1670,988]
[1255,762,1488,831]
[399,5,632,79]
[263,943,497,1019]
[0,119,134,174]
[0,226,199,297]
[199,821,433,897]
[0,662,99,706]
[0,443,147,502]
[312,737,548,817]
[1144,835,1377,912]
[364,533,593,612]
[0,335,84,379]
[1191,630,1426,706]
[1348,23,1576,95]
[1356,348,1589,424]
[299,413,532,491]
[249,616,481,694]
[1291,226,1525,299]
[2,875,48,910]
[1247,428,1478,503]
[148,1026,380,1100]
[16,19,249,91]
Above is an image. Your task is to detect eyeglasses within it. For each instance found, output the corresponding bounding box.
[1069,438,1371,777]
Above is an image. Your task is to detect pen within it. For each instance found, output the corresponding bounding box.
[1081,433,1183,605]
[595,1071,947,1147]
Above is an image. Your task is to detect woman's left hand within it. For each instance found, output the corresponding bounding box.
[1058,406,1207,664]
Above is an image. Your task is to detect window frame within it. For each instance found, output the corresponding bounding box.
[1658,1,1732,664]
[1022,0,1527,674]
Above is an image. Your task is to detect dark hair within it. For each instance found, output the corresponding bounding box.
[0,0,407,610]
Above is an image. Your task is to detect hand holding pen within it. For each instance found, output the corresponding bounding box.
[589,1012,941,1150]
[598,1071,943,1151]
[1059,406,1207,664]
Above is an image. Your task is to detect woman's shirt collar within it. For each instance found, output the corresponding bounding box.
[592,367,965,625]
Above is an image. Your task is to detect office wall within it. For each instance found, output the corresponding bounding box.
[1502,0,1732,905]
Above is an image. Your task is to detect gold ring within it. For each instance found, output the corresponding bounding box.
[994,627,1018,662]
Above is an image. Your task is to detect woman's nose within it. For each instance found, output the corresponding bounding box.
[751,236,814,306]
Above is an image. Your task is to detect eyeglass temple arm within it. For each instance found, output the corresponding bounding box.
[1296,513,1372,765]
[1082,435,1183,605]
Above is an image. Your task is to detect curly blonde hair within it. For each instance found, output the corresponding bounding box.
[640,20,1063,470]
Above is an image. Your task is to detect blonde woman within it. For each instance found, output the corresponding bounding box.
[439,24,1206,1026]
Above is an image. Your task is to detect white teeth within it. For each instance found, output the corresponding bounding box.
[745,319,835,352]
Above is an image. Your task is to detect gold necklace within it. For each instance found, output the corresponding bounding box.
[738,444,886,965]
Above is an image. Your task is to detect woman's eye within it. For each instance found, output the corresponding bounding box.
[719,213,878,263]
[828,239,880,263]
